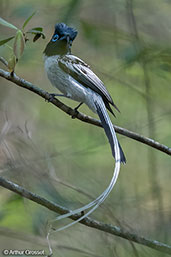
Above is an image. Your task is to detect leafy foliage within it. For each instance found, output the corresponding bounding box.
[0,36,15,47]
[26,27,46,42]
[0,14,45,72]
[0,17,18,30]
[13,30,25,59]
[0,1,171,256]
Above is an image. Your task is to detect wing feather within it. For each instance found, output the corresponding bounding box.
[58,55,120,113]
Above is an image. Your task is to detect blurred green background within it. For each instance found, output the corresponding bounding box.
[0,0,171,256]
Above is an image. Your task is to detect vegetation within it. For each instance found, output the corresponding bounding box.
[0,0,170,256]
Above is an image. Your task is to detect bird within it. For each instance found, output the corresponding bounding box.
[43,23,126,231]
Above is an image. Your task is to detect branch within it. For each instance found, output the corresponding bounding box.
[0,57,8,67]
[0,68,170,156]
[0,176,171,255]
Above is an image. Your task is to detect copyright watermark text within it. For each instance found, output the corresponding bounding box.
[3,249,45,256]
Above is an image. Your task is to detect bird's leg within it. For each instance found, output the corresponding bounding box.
[75,102,83,111]
[72,102,83,119]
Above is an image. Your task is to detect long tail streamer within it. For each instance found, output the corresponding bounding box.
[47,94,121,256]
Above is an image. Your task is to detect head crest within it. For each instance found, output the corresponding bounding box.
[54,23,78,41]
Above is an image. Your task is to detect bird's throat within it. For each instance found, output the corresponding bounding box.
[43,40,69,56]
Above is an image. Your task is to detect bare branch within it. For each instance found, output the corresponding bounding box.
[0,176,171,255]
[0,57,8,67]
[0,68,170,156]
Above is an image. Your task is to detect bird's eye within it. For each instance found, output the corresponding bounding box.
[52,34,59,42]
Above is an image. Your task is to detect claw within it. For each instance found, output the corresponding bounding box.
[71,108,79,119]
[81,211,85,216]
[48,93,57,102]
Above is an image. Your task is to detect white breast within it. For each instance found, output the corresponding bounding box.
[44,55,69,95]
[44,55,97,113]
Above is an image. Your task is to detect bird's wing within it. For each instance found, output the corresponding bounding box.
[58,55,120,112]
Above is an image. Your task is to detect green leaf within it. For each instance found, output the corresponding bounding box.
[26,27,45,39]
[33,34,41,42]
[13,30,25,59]
[29,27,43,32]
[8,54,17,72]
[0,17,18,30]
[22,11,37,29]
[0,36,15,46]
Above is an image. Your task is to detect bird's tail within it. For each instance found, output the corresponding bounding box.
[47,94,123,235]
[95,95,126,164]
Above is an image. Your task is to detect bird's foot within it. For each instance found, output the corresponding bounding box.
[71,108,79,119]
[47,93,56,102]
[81,211,85,216]
[71,102,83,119]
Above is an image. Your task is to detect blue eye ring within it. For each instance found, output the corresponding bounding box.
[52,34,59,42]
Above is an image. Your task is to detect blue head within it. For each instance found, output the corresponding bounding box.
[44,23,77,56]
[52,23,78,43]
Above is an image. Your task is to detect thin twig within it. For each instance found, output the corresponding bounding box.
[0,57,8,67]
[0,176,171,255]
[0,68,170,156]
